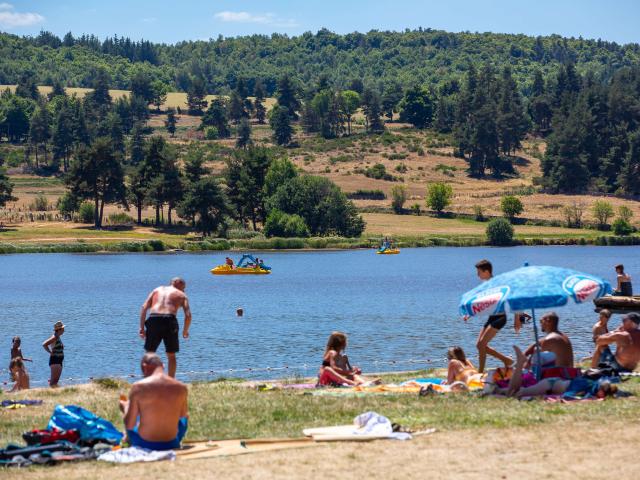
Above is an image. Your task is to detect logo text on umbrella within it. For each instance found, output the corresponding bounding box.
[562,275,603,303]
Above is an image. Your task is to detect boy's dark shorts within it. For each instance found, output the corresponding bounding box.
[484,313,507,330]
[144,314,179,353]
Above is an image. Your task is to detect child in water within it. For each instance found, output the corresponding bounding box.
[9,336,31,381]
[318,332,379,387]
[8,357,30,392]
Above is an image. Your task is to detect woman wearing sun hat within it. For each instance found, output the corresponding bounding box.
[43,321,65,387]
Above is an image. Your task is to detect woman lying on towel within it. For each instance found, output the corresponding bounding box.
[443,347,484,390]
[499,346,618,399]
[317,332,380,387]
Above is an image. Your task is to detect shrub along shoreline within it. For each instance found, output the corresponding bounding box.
[1,234,640,254]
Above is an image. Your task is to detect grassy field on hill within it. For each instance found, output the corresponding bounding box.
[0,85,277,111]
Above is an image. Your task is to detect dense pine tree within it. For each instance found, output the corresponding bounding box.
[269,105,293,146]
[276,74,300,120]
[165,108,177,137]
[66,137,127,228]
[187,76,207,115]
[496,67,529,156]
[253,80,267,124]
[201,98,231,138]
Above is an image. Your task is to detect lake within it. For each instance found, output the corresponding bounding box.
[2,246,638,386]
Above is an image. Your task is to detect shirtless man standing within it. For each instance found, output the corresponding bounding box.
[140,277,192,378]
[524,312,574,368]
[472,260,513,372]
[120,353,189,450]
[591,313,640,372]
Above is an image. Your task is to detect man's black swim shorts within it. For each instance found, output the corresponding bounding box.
[144,314,179,353]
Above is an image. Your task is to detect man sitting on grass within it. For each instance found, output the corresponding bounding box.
[591,313,640,373]
[120,353,189,450]
[524,312,574,368]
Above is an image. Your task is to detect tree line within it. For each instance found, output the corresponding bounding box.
[2,28,639,95]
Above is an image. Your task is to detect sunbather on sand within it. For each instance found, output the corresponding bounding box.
[120,353,189,450]
[8,357,29,392]
[318,332,379,387]
[445,346,480,385]
[499,346,617,399]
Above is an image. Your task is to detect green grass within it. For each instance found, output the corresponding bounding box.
[3,374,639,444]
[8,177,64,188]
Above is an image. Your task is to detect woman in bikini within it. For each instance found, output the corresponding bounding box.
[43,321,65,387]
[317,332,378,387]
[446,346,480,385]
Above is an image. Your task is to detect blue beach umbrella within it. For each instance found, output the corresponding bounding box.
[459,264,612,377]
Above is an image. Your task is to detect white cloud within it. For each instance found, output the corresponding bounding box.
[214,11,298,28]
[0,3,45,28]
[141,17,157,23]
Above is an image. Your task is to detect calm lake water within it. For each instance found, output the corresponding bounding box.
[2,246,638,386]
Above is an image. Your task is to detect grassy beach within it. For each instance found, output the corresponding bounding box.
[2,373,639,479]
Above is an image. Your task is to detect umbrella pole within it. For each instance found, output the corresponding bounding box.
[531,308,542,380]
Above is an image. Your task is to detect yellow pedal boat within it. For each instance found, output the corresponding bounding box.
[211,264,271,275]
[376,248,400,255]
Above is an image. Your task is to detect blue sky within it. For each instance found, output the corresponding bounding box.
[1,1,639,44]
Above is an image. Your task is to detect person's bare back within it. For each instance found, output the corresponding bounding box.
[122,354,189,445]
[592,313,640,371]
[541,332,574,368]
[129,375,188,441]
[612,329,640,370]
[148,285,187,315]
[139,278,192,378]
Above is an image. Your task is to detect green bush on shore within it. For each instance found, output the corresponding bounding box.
[486,218,514,246]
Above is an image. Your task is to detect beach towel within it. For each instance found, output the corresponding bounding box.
[304,412,412,441]
[98,446,176,463]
